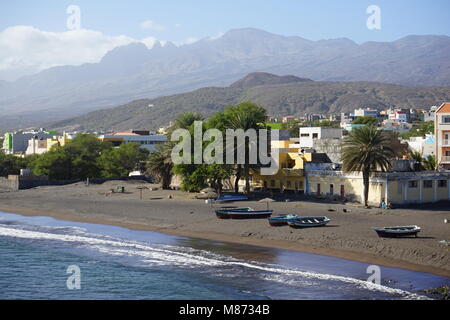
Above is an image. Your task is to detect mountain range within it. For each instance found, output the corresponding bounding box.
[48,72,450,132]
[1,28,450,130]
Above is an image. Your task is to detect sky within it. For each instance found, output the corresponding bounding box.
[0,0,449,81]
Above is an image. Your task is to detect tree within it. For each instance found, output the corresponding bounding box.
[400,121,434,139]
[281,120,303,137]
[405,149,437,171]
[167,112,204,134]
[0,151,27,177]
[98,143,149,178]
[220,102,268,193]
[32,134,110,180]
[422,155,437,171]
[353,116,379,126]
[342,125,394,207]
[146,143,174,189]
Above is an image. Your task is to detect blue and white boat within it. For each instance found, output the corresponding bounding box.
[268,214,298,227]
[287,216,331,228]
[215,194,249,202]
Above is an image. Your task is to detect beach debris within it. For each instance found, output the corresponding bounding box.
[343,209,352,213]
[444,219,448,224]
[328,208,336,212]
[285,199,290,202]
[168,194,173,199]
[439,240,450,246]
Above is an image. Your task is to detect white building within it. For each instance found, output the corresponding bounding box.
[100,130,167,152]
[299,127,343,149]
[354,108,379,118]
[389,110,408,123]
[406,134,435,157]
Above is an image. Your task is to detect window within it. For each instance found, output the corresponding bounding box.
[438,180,447,188]
[442,116,450,123]
[330,184,334,195]
[423,180,433,189]
[270,180,275,187]
[300,134,309,137]
[408,181,418,188]
[312,133,319,139]
[287,180,292,188]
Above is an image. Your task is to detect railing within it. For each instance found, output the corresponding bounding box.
[443,139,450,146]
[282,169,304,177]
[441,156,450,163]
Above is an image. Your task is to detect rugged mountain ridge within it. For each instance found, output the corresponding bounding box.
[48,73,450,132]
[1,28,449,130]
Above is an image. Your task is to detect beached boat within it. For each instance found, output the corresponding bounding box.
[215,208,252,219]
[373,226,421,238]
[287,216,331,228]
[268,214,298,227]
[215,208,272,219]
[215,194,249,202]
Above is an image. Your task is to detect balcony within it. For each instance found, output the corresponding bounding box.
[282,168,304,177]
[441,156,450,163]
[443,139,450,146]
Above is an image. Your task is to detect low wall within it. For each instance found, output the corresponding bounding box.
[0,175,154,191]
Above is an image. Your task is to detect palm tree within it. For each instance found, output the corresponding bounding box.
[422,155,437,171]
[407,149,425,171]
[146,143,174,189]
[342,126,394,207]
[222,102,267,193]
[406,149,437,171]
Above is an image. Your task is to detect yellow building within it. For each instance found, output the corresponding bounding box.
[25,133,73,155]
[249,139,331,193]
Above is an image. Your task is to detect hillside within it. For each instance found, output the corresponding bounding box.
[1,28,450,130]
[230,72,313,88]
[49,75,450,132]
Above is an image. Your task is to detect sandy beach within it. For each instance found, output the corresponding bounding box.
[0,180,449,277]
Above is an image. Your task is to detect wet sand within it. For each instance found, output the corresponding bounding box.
[0,180,449,277]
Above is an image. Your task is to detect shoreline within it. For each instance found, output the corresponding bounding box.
[1,203,449,278]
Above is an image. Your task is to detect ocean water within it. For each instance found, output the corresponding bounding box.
[0,211,448,300]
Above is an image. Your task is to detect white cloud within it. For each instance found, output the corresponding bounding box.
[0,26,168,81]
[140,20,165,32]
[209,32,225,40]
[185,37,199,44]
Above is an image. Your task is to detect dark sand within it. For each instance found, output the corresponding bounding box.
[0,180,449,277]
